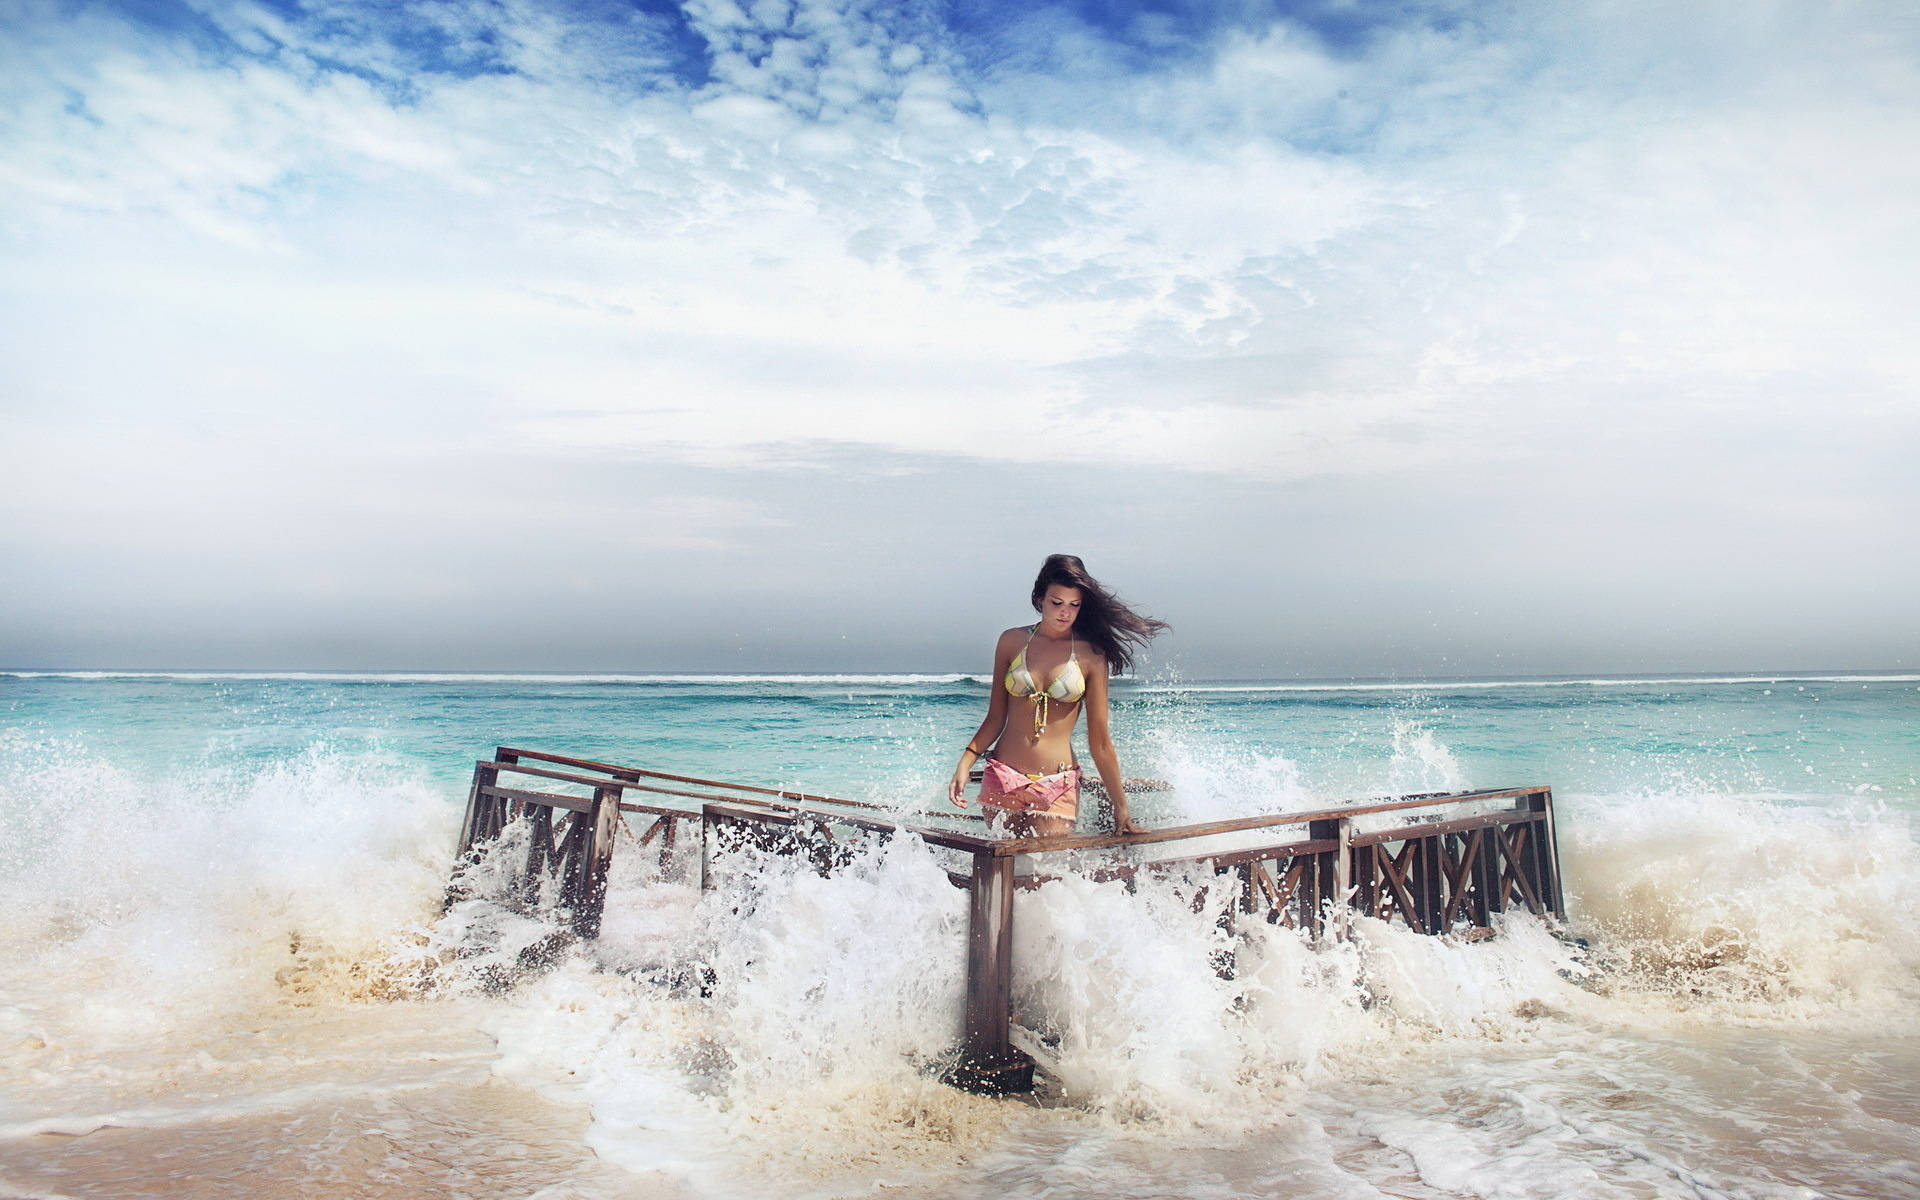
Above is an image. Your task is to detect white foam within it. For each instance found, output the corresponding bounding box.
[0,738,455,1041]
[1385,715,1468,796]
[7,720,1917,1197]
[1148,743,1312,823]
[1564,790,1920,1021]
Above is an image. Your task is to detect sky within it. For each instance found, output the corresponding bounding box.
[1,0,1916,678]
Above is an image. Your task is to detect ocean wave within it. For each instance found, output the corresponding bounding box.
[0,739,454,1019]
[1563,790,1920,1018]
[0,670,990,686]
[5,731,1917,1198]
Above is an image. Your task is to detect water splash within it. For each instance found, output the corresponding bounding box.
[1566,791,1920,1020]
[1386,714,1468,796]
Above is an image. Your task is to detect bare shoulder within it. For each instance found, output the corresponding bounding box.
[996,625,1032,649]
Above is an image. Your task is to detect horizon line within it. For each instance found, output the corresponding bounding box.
[4,667,1916,691]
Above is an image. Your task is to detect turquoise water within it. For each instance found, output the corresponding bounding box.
[6,669,1915,805]
[3,670,1917,1199]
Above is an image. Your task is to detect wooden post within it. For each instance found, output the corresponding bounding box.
[1309,817,1356,938]
[1486,821,1513,917]
[444,763,497,912]
[569,785,620,939]
[1329,817,1353,938]
[945,851,1035,1094]
[1418,835,1445,934]
[1531,789,1567,920]
[1352,842,1378,923]
[1211,862,1242,979]
[699,808,713,892]
[1453,831,1489,928]
[455,762,500,862]
[522,805,553,907]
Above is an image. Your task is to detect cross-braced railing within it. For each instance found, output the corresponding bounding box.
[447,746,1564,1095]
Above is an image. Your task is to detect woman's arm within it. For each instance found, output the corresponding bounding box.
[1082,659,1146,834]
[949,632,1018,806]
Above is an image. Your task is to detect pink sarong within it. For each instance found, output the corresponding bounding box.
[978,756,1081,819]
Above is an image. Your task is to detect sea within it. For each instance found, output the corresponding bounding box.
[2,669,1916,1199]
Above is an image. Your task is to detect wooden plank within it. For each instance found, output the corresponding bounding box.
[1474,824,1502,917]
[615,798,703,819]
[499,750,988,830]
[1418,836,1444,933]
[1495,825,1545,913]
[1277,857,1309,927]
[620,781,802,809]
[622,787,997,855]
[705,801,799,826]
[1348,807,1542,847]
[1377,841,1427,934]
[1137,838,1339,874]
[1248,861,1278,914]
[991,786,1551,857]
[522,804,555,906]
[620,783,973,830]
[499,747,891,812]
[556,811,589,904]
[742,804,998,855]
[699,806,711,892]
[496,746,640,781]
[1440,831,1484,927]
[478,784,594,814]
[634,815,668,848]
[1351,837,1377,921]
[484,760,652,793]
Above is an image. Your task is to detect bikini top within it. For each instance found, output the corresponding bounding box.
[1004,626,1085,737]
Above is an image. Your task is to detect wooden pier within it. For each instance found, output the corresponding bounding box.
[449,747,1566,1094]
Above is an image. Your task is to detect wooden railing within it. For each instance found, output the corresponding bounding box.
[447,747,1564,1095]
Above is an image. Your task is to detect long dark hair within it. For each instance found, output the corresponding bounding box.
[1030,553,1169,676]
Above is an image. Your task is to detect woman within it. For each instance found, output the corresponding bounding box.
[948,554,1168,837]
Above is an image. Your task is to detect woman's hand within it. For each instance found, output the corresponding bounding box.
[948,763,972,808]
[1115,818,1148,835]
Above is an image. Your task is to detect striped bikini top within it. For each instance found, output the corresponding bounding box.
[1004,627,1085,738]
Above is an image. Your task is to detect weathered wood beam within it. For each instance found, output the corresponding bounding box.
[1530,788,1567,919]
[478,783,595,814]
[947,852,1034,1094]
[569,785,621,938]
[992,785,1550,857]
[1348,807,1542,848]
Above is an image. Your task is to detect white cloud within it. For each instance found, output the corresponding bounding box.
[2,0,1916,668]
